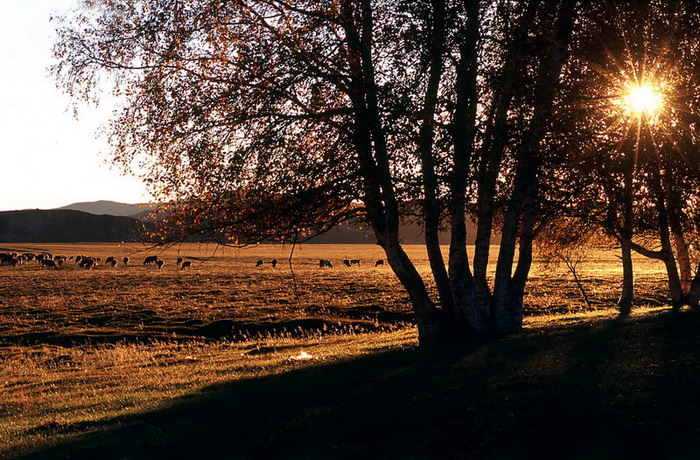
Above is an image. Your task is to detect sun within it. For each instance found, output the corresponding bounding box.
[624,83,664,119]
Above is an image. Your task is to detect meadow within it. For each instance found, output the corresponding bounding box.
[1,243,692,459]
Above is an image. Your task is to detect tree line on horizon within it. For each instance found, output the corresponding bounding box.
[53,0,700,345]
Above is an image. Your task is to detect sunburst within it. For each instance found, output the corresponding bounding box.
[623,83,664,121]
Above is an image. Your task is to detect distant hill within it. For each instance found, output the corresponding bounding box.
[56,200,157,217]
[0,209,148,243]
[306,221,488,244]
[2,200,494,244]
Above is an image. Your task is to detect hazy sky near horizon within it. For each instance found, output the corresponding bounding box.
[0,0,151,212]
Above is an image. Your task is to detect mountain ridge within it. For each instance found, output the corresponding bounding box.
[0,200,494,244]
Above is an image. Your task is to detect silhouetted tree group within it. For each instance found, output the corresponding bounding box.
[54,0,700,345]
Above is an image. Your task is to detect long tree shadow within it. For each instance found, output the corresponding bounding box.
[15,311,700,460]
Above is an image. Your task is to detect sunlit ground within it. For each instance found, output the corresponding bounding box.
[0,243,687,458]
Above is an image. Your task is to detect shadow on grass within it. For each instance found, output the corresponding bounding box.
[15,310,700,460]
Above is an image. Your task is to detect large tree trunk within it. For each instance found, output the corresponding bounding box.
[448,0,487,336]
[383,237,445,345]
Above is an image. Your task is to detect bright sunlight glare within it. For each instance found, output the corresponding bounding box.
[625,84,663,118]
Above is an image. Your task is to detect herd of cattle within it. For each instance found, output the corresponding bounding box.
[256,258,385,268]
[0,252,193,270]
[1,251,386,271]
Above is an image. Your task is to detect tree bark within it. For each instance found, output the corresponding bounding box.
[618,235,634,316]
[418,0,455,318]
[340,0,443,345]
[492,0,577,334]
[472,0,541,313]
[651,170,683,309]
[448,0,487,335]
[664,174,692,297]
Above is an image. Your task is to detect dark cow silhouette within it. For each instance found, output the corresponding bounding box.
[375,259,384,267]
[41,259,58,269]
[156,259,165,269]
[123,257,130,266]
[319,259,333,268]
[271,259,278,268]
[107,259,117,268]
[79,258,96,269]
[176,257,183,266]
[350,259,361,266]
[343,259,351,267]
[143,256,158,265]
[256,260,264,267]
[181,261,192,270]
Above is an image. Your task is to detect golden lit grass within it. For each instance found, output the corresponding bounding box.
[0,328,416,456]
[0,243,678,457]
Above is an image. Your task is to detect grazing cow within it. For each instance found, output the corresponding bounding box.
[343,259,351,267]
[41,259,58,269]
[319,259,333,268]
[143,256,158,265]
[79,257,96,269]
[123,257,130,266]
[271,259,278,268]
[105,256,116,265]
[256,259,264,267]
[75,255,83,264]
[181,261,192,270]
[375,259,384,267]
[156,259,165,269]
[176,257,183,266]
[11,258,19,269]
[350,259,361,266]
[55,257,65,267]
[107,259,117,268]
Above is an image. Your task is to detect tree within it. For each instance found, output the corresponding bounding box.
[54,0,579,345]
[555,1,700,313]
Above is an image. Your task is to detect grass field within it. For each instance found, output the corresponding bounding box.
[0,243,690,458]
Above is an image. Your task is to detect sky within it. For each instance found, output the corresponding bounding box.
[0,0,151,212]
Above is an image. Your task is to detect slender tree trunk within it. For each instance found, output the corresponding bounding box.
[652,170,684,309]
[618,235,634,316]
[671,225,692,298]
[418,0,455,318]
[340,0,443,345]
[492,163,529,334]
[472,0,541,312]
[618,121,636,315]
[492,0,577,334]
[664,176,692,297]
[688,263,700,308]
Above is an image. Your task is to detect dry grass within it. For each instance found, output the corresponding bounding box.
[0,243,676,457]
